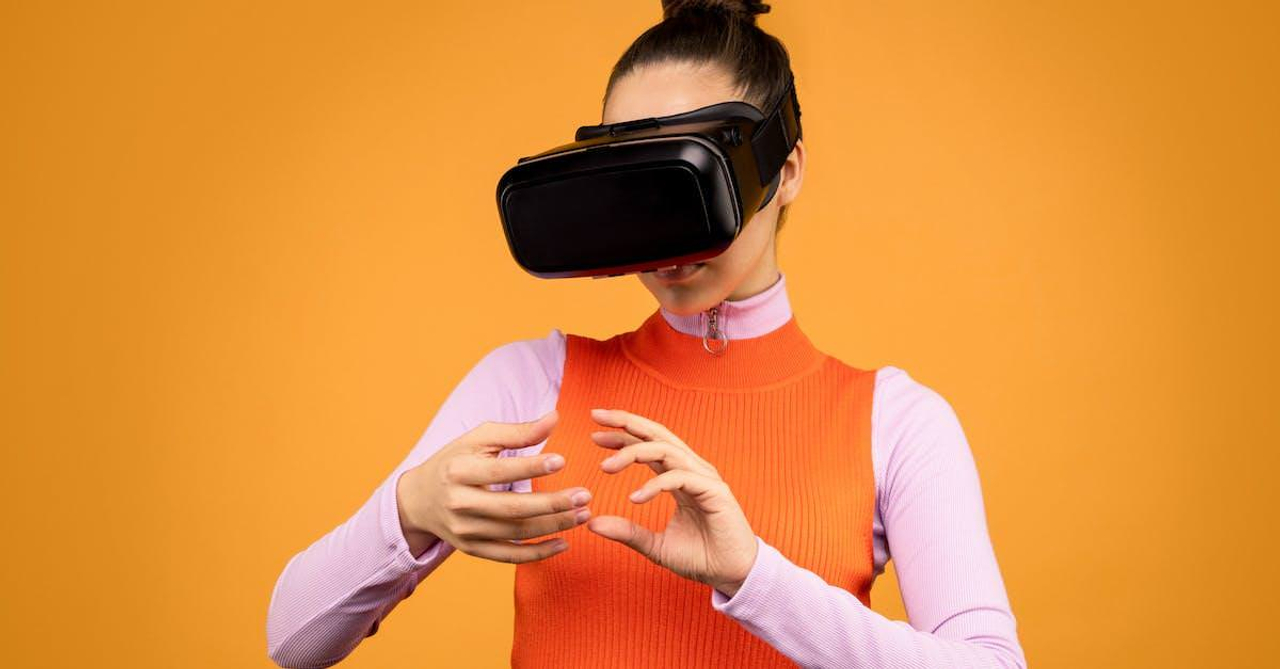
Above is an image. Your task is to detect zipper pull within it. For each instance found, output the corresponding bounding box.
[702,303,729,355]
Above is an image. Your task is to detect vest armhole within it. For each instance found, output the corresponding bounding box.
[854,365,878,605]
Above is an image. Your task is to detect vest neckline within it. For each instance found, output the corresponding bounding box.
[618,274,826,390]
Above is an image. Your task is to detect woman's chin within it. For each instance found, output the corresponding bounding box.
[640,270,718,314]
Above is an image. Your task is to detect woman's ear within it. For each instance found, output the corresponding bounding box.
[775,138,805,208]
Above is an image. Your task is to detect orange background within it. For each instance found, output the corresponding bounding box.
[3,1,1277,667]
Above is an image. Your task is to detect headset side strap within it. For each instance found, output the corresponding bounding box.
[750,75,803,187]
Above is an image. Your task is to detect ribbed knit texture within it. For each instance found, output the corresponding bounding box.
[511,308,877,668]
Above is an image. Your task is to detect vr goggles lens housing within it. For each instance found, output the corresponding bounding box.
[496,76,802,279]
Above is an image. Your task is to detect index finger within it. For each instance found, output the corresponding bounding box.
[459,411,558,455]
[590,408,719,476]
[588,408,688,450]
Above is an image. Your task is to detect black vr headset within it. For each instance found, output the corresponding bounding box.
[496,75,802,279]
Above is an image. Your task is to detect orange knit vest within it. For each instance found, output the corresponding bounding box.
[511,308,877,668]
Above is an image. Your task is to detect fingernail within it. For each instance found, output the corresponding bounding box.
[544,454,565,472]
[570,489,591,506]
[575,508,591,523]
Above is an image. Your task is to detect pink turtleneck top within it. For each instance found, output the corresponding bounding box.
[266,271,1026,668]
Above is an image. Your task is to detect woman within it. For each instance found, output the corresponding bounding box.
[267,2,1026,667]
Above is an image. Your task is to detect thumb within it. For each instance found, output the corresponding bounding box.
[587,515,658,561]
[465,408,558,454]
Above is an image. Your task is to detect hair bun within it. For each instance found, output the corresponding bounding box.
[661,0,771,25]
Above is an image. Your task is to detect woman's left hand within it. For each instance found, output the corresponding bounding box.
[584,408,758,598]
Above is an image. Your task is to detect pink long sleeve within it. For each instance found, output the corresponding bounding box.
[265,331,564,668]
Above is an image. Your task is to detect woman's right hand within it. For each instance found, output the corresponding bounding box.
[395,409,592,563]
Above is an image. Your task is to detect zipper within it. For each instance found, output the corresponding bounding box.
[702,302,729,355]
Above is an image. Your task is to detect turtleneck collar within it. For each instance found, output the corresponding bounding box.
[618,270,826,390]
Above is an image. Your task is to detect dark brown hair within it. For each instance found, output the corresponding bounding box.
[604,0,801,232]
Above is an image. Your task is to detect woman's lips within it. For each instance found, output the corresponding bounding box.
[652,262,706,282]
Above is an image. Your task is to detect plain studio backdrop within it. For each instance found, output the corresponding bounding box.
[2,1,1277,667]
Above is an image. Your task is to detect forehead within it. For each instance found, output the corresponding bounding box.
[602,61,745,124]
